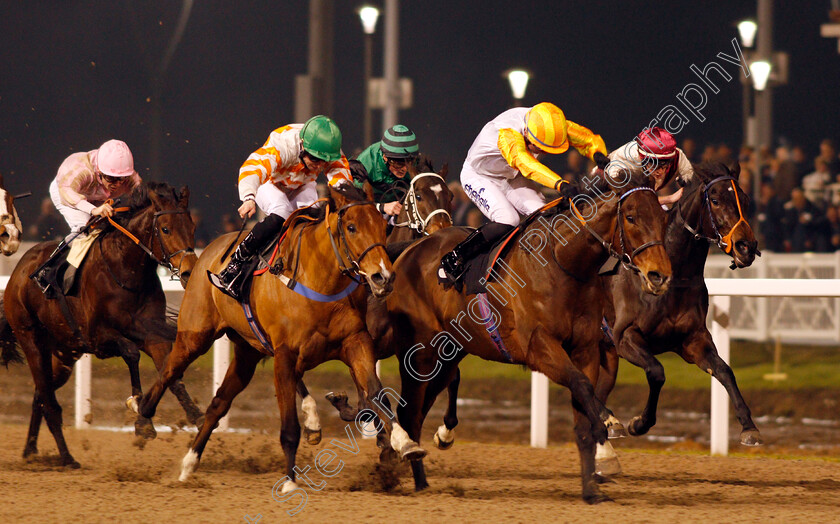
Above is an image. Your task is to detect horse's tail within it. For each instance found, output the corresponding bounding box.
[0,297,22,367]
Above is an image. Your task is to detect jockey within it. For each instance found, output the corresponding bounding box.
[352,124,421,217]
[439,102,609,283]
[208,115,353,300]
[32,139,141,292]
[604,127,693,206]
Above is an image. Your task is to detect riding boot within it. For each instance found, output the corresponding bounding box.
[439,222,514,283]
[31,249,63,295]
[208,213,285,300]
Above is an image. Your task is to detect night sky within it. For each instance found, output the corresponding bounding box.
[2,1,838,234]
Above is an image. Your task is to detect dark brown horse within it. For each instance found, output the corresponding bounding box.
[0,173,23,255]
[134,183,426,488]
[386,161,453,244]
[595,162,761,473]
[369,171,672,503]
[0,181,199,468]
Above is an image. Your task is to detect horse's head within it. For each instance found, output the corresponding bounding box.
[404,163,453,235]
[118,182,198,288]
[684,162,758,268]
[609,172,672,294]
[0,175,22,256]
[328,182,394,297]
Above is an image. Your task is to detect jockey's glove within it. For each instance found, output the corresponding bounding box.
[594,152,610,170]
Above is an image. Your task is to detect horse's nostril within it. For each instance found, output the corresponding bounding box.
[647,271,664,286]
[735,241,750,255]
[370,273,386,286]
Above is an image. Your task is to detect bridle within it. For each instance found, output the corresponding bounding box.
[324,200,386,279]
[105,205,195,282]
[393,172,452,235]
[569,186,663,274]
[676,175,748,256]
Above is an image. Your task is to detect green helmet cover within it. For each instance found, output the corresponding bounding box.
[379,124,419,159]
[300,115,342,162]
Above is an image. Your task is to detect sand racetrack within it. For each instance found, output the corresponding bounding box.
[1,421,838,523]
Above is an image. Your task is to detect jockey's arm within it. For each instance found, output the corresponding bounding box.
[566,120,608,160]
[324,156,354,187]
[497,129,567,191]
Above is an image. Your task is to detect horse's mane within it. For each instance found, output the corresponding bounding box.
[117,181,181,214]
[287,182,372,228]
[415,154,435,173]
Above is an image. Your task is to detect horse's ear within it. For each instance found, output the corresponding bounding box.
[178,185,190,208]
[729,161,741,181]
[439,163,449,179]
[362,180,376,202]
[329,184,350,209]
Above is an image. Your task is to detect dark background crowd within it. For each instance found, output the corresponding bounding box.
[27,135,840,254]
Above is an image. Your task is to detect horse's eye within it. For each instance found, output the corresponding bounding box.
[162,227,170,234]
[626,215,635,224]
[415,194,422,201]
[710,198,719,206]
[347,224,357,233]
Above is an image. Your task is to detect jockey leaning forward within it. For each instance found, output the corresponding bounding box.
[208,115,353,300]
[351,124,421,218]
[32,139,141,292]
[438,102,610,283]
[604,126,693,206]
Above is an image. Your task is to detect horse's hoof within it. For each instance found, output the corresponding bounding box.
[627,416,651,437]
[595,456,623,477]
[325,391,347,405]
[134,418,157,440]
[303,427,322,446]
[400,443,427,461]
[414,480,430,492]
[740,429,763,446]
[62,457,81,469]
[583,491,613,505]
[22,445,38,458]
[126,395,140,414]
[433,425,455,450]
[607,422,628,439]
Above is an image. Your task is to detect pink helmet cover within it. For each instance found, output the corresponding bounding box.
[97,139,135,177]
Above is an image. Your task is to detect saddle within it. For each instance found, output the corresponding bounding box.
[460,197,567,295]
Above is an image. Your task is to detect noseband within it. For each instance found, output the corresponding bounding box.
[677,175,747,255]
[570,186,662,274]
[393,173,452,235]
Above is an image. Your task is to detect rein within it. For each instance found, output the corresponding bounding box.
[675,175,747,255]
[393,173,452,235]
[324,200,386,279]
[568,186,662,274]
[103,202,194,285]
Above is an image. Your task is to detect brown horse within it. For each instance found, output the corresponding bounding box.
[386,160,453,244]
[0,181,199,468]
[595,162,761,472]
[135,183,426,488]
[368,170,671,503]
[0,173,23,255]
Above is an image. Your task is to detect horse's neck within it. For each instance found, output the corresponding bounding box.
[514,201,616,281]
[100,215,156,278]
[668,188,711,279]
[296,218,355,292]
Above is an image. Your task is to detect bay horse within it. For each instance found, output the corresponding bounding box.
[0,173,23,255]
[386,158,453,244]
[0,181,199,468]
[596,162,761,471]
[134,183,426,489]
[370,170,672,503]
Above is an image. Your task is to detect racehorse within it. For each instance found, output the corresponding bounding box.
[368,170,672,503]
[0,181,199,468]
[595,162,761,471]
[386,158,453,244]
[134,182,426,490]
[0,173,23,255]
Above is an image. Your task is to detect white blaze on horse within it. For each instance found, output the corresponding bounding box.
[0,175,23,255]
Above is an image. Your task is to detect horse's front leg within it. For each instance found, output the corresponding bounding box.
[434,366,460,450]
[341,331,426,461]
[296,380,322,445]
[527,326,609,504]
[113,335,157,439]
[615,327,665,437]
[681,330,763,446]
